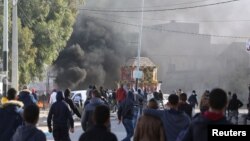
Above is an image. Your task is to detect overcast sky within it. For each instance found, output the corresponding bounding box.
[83,0,250,44]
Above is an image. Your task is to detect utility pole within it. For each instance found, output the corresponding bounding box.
[3,0,9,96]
[11,0,19,90]
[135,0,144,91]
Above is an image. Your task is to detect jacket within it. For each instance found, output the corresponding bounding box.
[79,124,117,141]
[182,111,231,141]
[178,102,193,118]
[81,97,105,131]
[0,100,24,141]
[11,124,46,141]
[228,95,243,111]
[64,97,81,118]
[18,89,36,108]
[116,88,126,103]
[143,108,190,141]
[47,92,74,129]
[117,91,134,120]
[134,114,165,141]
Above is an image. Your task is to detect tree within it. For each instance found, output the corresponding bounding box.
[0,0,79,85]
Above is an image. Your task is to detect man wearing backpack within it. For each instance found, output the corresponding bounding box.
[0,88,23,141]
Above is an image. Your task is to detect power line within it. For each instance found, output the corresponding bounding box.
[79,0,240,13]
[84,15,250,39]
[85,0,213,10]
[87,12,250,23]
[18,5,33,28]
[144,0,213,8]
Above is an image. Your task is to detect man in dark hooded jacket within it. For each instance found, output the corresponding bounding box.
[11,104,46,141]
[0,88,23,141]
[81,90,105,131]
[118,90,134,141]
[227,93,243,124]
[47,91,74,141]
[18,86,36,108]
[181,88,231,141]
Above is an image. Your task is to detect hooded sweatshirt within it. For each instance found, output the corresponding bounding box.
[47,91,74,129]
[143,108,191,141]
[0,100,24,141]
[81,97,105,131]
[11,124,46,141]
[118,91,134,120]
[182,111,231,141]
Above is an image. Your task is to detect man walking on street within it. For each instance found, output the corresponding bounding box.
[47,91,74,141]
[79,105,118,141]
[81,90,105,131]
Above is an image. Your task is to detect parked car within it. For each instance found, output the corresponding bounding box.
[162,94,170,106]
[71,90,87,114]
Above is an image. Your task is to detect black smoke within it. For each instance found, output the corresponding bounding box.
[53,14,133,89]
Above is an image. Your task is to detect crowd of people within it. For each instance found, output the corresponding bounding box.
[0,84,250,141]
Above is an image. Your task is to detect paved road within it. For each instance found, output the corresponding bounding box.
[38,112,128,141]
[38,109,250,141]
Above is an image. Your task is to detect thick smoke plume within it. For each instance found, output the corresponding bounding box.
[53,14,133,89]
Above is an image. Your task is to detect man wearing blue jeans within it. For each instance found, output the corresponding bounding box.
[118,91,134,141]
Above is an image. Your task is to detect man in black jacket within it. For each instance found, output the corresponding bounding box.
[81,89,105,131]
[18,86,36,108]
[79,105,117,141]
[64,88,81,118]
[0,88,23,141]
[47,91,74,141]
[181,88,231,141]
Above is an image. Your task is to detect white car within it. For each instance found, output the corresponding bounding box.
[162,94,170,106]
[71,90,87,110]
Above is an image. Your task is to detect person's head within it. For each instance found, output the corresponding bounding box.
[192,90,196,94]
[228,91,231,96]
[127,91,134,101]
[7,88,17,100]
[88,85,92,89]
[138,89,141,94]
[56,91,64,101]
[232,93,237,99]
[167,94,179,109]
[147,98,158,109]
[31,88,36,93]
[23,85,28,90]
[23,104,40,125]
[209,88,227,111]
[93,105,110,126]
[179,93,187,102]
[64,88,71,98]
[120,84,123,88]
[92,89,100,98]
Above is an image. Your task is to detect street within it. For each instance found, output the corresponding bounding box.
[38,109,249,141]
[38,111,127,141]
